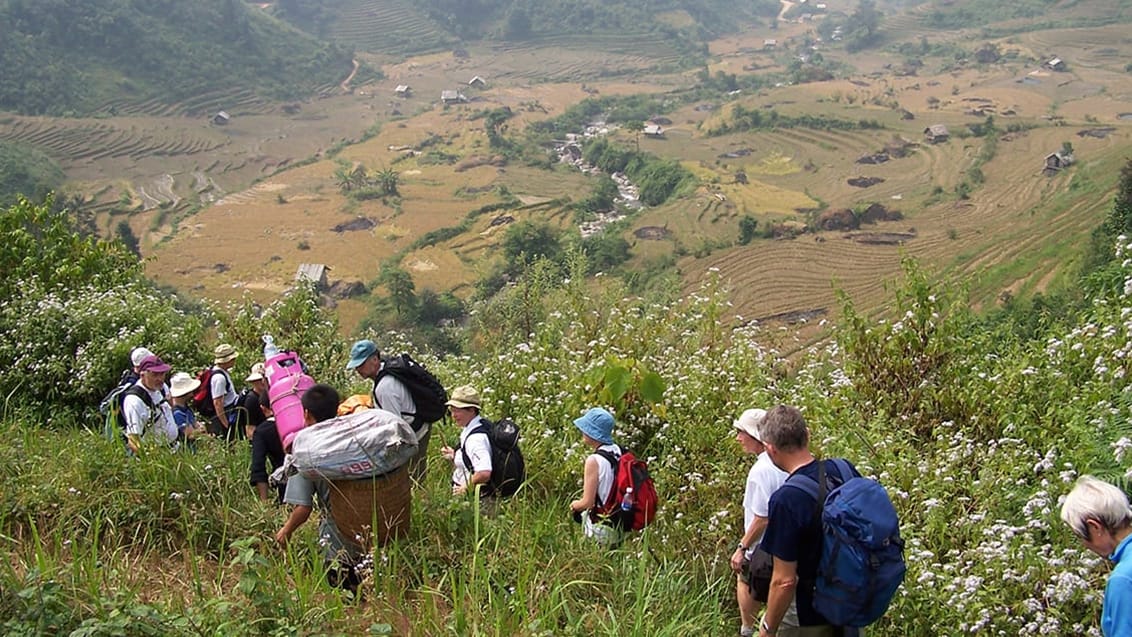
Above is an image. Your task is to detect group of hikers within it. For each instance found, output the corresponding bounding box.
[106,338,1131,636]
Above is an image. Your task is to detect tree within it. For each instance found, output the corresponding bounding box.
[738,215,758,245]
[116,220,140,257]
[503,220,563,268]
[380,264,416,318]
[844,0,882,53]
[625,120,645,152]
[375,167,400,197]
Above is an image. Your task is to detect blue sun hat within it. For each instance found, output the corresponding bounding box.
[346,339,378,370]
[573,407,615,445]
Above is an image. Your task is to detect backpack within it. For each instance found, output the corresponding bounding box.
[593,449,658,531]
[191,367,231,418]
[783,458,906,628]
[103,384,154,440]
[460,417,526,497]
[376,353,448,428]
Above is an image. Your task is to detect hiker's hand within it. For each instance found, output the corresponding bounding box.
[730,548,746,574]
[274,528,289,547]
[440,445,454,461]
[452,483,466,496]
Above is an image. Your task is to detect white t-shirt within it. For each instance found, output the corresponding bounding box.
[744,451,789,544]
[210,367,238,409]
[589,443,623,508]
[452,415,493,488]
[122,382,176,443]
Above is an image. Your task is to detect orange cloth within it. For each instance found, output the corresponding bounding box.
[337,394,373,416]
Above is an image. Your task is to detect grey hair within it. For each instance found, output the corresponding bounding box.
[1060,475,1132,538]
[759,405,809,452]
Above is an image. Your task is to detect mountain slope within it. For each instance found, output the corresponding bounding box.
[0,0,353,116]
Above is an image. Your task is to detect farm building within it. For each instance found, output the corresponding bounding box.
[924,124,950,144]
[295,263,329,290]
[394,85,411,97]
[764,38,778,49]
[643,124,665,137]
[468,76,487,88]
[1044,57,1067,71]
[212,111,230,125]
[441,90,468,104]
[1044,150,1075,171]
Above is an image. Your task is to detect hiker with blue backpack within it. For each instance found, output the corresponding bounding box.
[757,405,905,637]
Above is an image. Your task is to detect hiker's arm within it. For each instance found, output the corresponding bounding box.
[731,515,769,573]
[275,505,311,546]
[758,557,798,636]
[569,456,600,513]
[213,396,227,428]
[126,433,142,455]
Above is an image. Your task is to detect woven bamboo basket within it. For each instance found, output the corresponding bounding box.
[328,465,411,552]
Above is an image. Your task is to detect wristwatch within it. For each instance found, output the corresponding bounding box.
[761,619,776,635]
[738,541,748,551]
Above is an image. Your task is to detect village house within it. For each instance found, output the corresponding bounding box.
[1044,150,1075,171]
[643,124,665,137]
[924,124,950,144]
[441,90,468,104]
[468,75,487,88]
[294,263,329,291]
[394,85,411,97]
[1044,57,1067,71]
[212,111,230,125]
[764,38,778,50]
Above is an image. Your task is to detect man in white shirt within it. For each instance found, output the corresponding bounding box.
[123,354,176,455]
[731,408,793,637]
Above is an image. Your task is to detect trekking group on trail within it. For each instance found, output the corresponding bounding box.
[100,336,1129,636]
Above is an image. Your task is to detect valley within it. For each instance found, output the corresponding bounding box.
[3,0,1130,337]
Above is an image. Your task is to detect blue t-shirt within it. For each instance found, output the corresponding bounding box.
[1105,533,1132,637]
[761,458,860,626]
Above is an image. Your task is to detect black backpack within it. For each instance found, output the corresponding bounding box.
[460,417,526,498]
[376,353,448,428]
[102,384,154,441]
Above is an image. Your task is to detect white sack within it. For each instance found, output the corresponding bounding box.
[291,408,418,480]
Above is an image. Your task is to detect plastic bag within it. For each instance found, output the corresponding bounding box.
[290,408,418,480]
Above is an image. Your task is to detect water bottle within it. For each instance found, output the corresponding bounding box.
[262,334,279,359]
[621,487,634,512]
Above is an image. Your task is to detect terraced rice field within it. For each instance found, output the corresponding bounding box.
[93,87,274,118]
[685,123,1131,322]
[324,0,453,55]
[481,32,687,82]
[0,116,225,165]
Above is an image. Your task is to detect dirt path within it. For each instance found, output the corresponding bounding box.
[340,58,359,93]
[779,0,795,22]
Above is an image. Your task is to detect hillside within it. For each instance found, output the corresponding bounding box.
[0,0,353,116]
[132,0,1132,342]
[272,0,780,56]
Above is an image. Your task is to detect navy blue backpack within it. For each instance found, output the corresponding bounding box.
[785,458,906,628]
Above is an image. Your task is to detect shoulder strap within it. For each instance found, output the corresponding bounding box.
[594,448,620,470]
[125,384,154,408]
[829,457,853,483]
[460,422,492,468]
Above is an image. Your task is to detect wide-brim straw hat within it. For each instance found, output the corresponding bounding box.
[214,343,239,364]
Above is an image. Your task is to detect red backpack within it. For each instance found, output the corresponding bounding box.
[593,449,658,531]
[191,367,230,417]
